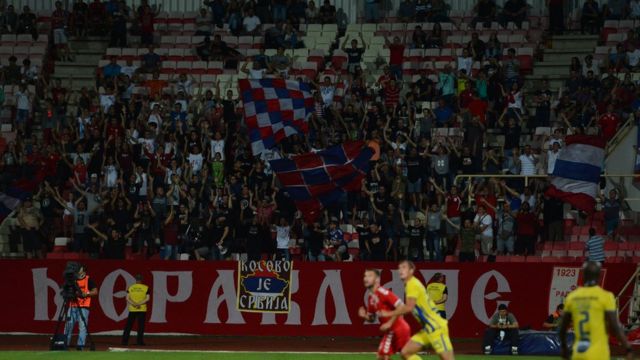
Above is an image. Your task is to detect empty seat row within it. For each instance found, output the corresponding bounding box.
[0,34,49,45]
[0,46,46,57]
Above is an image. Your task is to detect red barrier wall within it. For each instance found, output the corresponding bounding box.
[0,260,635,338]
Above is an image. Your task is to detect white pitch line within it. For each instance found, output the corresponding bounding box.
[108,347,374,354]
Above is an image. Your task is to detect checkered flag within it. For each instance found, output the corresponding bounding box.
[239,78,314,155]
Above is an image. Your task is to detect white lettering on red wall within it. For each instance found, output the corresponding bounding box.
[150,271,192,323]
[16,261,634,337]
[471,270,512,325]
[312,270,351,325]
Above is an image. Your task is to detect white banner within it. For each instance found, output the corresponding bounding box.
[548,267,581,314]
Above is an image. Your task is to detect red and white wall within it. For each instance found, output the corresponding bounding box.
[1,260,635,338]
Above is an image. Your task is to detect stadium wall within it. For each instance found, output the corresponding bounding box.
[1,260,635,338]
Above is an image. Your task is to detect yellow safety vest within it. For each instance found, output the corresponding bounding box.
[426,282,447,311]
[127,283,149,312]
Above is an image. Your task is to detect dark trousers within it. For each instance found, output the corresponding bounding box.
[110,29,127,47]
[516,235,536,255]
[459,251,476,262]
[483,328,519,348]
[122,311,146,345]
[548,4,564,34]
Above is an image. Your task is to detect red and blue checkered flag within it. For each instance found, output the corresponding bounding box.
[270,141,374,223]
[239,78,314,155]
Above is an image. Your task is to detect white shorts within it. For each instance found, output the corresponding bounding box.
[54,28,68,44]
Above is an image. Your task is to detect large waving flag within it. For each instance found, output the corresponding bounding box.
[270,141,374,222]
[546,135,605,212]
[239,78,314,155]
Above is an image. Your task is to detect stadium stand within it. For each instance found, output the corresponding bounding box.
[0,0,638,264]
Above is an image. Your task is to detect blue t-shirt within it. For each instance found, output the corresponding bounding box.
[433,106,453,126]
[142,53,161,69]
[103,64,121,78]
[170,111,187,131]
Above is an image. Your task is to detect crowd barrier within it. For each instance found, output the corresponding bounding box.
[0,260,635,338]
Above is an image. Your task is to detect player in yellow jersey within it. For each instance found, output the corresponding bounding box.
[559,261,635,360]
[380,260,455,360]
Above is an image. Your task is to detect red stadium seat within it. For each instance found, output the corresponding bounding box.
[602,246,618,258]
[553,242,568,250]
[331,50,348,70]
[551,249,568,257]
[608,256,624,263]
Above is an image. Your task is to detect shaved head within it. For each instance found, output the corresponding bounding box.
[582,261,601,285]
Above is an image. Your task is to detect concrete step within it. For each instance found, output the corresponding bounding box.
[533,64,570,76]
[523,74,567,90]
[551,35,598,50]
[53,65,96,78]
[51,75,94,90]
[70,37,109,51]
[63,53,104,63]
[542,49,593,64]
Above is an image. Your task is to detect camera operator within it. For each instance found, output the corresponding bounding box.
[64,264,98,351]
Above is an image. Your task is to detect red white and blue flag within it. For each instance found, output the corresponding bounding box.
[270,141,374,222]
[546,135,605,212]
[239,78,314,155]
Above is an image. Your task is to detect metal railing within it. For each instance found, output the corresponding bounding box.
[453,174,640,206]
[606,117,636,157]
[454,174,547,206]
[616,265,640,324]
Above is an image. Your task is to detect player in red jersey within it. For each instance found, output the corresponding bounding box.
[358,269,411,360]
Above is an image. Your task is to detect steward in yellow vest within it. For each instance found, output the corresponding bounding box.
[426,273,448,319]
[122,274,149,346]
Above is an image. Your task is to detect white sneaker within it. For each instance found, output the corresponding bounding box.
[484,345,492,355]
[511,346,519,355]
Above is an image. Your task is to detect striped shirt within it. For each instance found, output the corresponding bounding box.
[586,235,605,262]
[384,85,400,108]
[519,154,536,175]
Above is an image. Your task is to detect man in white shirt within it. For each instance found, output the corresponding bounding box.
[99,87,116,113]
[318,76,336,108]
[456,48,474,75]
[210,134,225,161]
[242,8,261,35]
[547,141,561,175]
[187,145,204,174]
[20,59,38,83]
[120,58,139,79]
[241,60,266,80]
[15,84,31,129]
[275,218,291,261]
[474,205,494,255]
[582,55,600,77]
[627,43,640,69]
[519,145,537,176]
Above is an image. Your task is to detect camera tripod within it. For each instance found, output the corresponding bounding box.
[49,297,96,351]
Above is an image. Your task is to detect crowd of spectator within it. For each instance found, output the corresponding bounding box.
[0,0,633,262]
